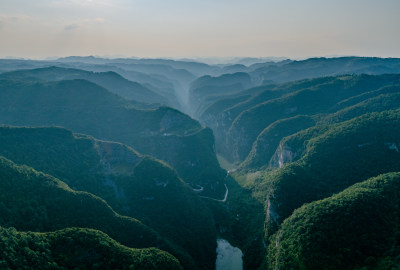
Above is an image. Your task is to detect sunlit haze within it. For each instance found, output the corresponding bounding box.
[0,0,399,59]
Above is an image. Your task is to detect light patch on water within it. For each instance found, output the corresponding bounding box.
[216,239,243,270]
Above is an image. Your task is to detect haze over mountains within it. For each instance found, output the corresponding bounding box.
[1,55,400,269]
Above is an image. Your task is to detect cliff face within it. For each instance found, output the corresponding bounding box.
[239,115,315,172]
[269,136,308,169]
[271,144,294,168]
[261,111,400,239]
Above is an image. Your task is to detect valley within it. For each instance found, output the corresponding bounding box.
[0,56,400,269]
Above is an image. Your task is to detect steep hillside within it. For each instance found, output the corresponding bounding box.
[226,74,400,163]
[199,57,400,125]
[0,227,181,270]
[0,78,227,199]
[0,156,193,268]
[199,74,368,135]
[0,126,217,270]
[268,172,400,270]
[3,56,400,270]
[256,110,400,237]
[239,115,316,172]
[241,86,400,172]
[324,89,400,124]
[207,175,266,270]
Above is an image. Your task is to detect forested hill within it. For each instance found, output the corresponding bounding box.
[268,172,400,270]
[0,126,218,269]
[258,110,400,234]
[0,77,227,199]
[200,73,400,164]
[0,156,186,269]
[1,56,400,270]
[0,227,182,270]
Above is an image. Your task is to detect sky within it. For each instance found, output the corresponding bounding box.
[0,0,399,59]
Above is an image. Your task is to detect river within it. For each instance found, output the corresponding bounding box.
[215,239,243,270]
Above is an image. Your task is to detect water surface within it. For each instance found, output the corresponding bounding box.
[216,238,243,270]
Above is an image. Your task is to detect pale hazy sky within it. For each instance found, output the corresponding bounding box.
[0,0,399,59]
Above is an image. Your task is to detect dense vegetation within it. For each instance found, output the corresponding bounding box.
[268,172,400,270]
[239,115,315,172]
[0,78,227,199]
[258,110,400,236]
[189,73,400,165]
[0,227,181,270]
[0,126,217,269]
[0,155,196,268]
[239,87,400,173]
[227,74,400,163]
[1,56,400,269]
